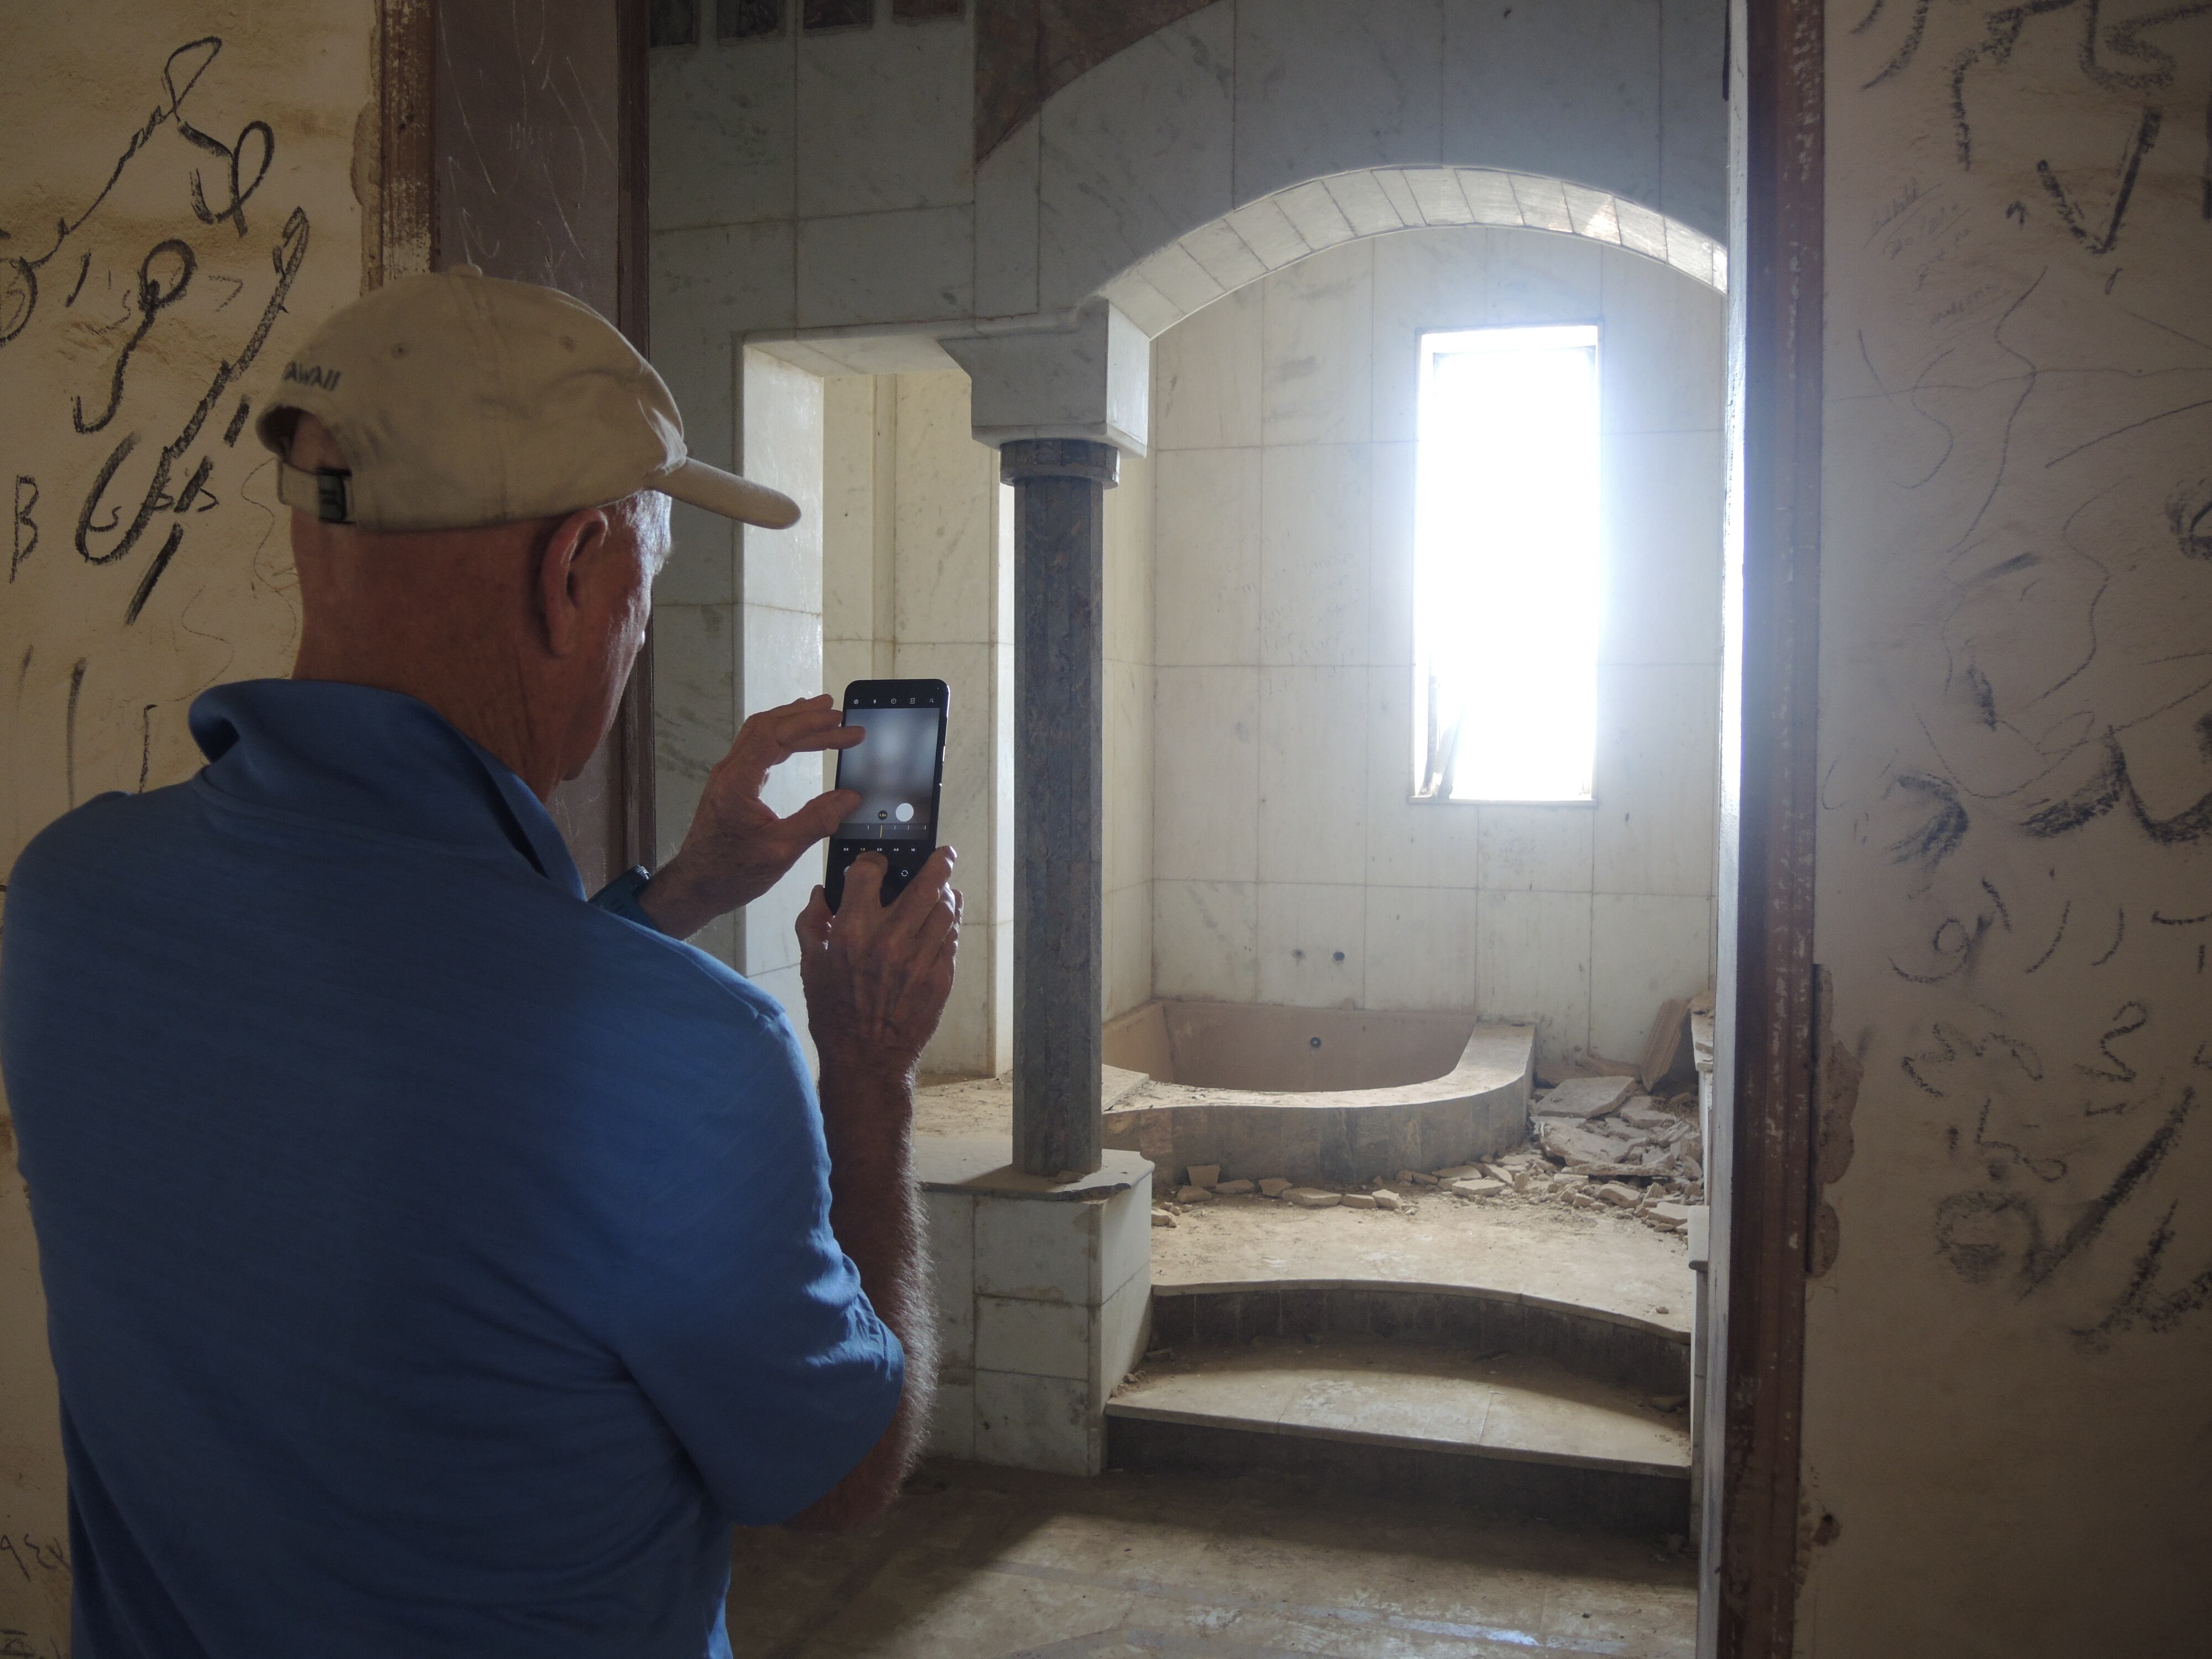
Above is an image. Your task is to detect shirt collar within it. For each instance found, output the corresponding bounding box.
[187,679,585,899]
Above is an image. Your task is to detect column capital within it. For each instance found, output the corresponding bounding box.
[937,299,1150,455]
[999,437,1120,488]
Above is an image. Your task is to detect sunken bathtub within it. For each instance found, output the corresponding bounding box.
[1099,1000,1533,1188]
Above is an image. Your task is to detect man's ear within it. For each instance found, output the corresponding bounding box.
[534,506,613,658]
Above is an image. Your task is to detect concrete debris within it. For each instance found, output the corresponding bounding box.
[1396,1169,1418,1185]
[1175,1185,1213,1204]
[1532,1076,1638,1119]
[1185,1164,1221,1191]
[1373,1190,1402,1211]
[1151,1209,1177,1228]
[1637,997,1695,1092]
[1648,1202,1694,1230]
[1650,1394,1689,1414]
[1285,1187,1342,1208]
[1214,1178,1256,1196]
[1257,1177,1293,1197]
[1596,1182,1643,1208]
[1339,1192,1379,1208]
[1451,1177,1507,1198]
[1433,1164,1487,1181]
[1407,1172,1438,1186]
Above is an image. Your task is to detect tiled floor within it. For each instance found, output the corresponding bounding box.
[725,1461,1697,1658]
[1110,1338,1689,1477]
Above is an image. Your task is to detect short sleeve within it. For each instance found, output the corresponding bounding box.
[609,1004,904,1526]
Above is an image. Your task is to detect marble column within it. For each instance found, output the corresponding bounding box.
[1001,437,1119,1178]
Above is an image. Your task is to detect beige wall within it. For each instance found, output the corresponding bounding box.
[1803,6,2212,1652]
[0,2,374,1642]
[1147,228,1724,1067]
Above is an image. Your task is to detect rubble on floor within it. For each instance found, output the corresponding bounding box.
[1147,1076,1705,1235]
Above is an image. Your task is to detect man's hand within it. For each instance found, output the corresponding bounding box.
[639,695,863,940]
[796,848,961,1087]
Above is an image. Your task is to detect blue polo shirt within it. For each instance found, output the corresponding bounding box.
[0,680,902,1659]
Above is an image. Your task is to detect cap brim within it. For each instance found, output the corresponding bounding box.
[657,457,801,529]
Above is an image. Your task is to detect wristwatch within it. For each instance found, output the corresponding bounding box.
[591,864,662,933]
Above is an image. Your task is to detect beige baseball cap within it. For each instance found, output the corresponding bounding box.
[256,267,798,533]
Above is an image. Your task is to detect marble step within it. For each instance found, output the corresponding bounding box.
[1107,1334,1689,1533]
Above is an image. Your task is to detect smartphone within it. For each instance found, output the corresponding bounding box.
[825,679,950,911]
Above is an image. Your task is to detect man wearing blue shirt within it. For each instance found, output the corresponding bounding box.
[0,269,958,1657]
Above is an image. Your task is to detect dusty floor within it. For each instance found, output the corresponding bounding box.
[726,1461,1695,1657]
[1149,1193,1691,1336]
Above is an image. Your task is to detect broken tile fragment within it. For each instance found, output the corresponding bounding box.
[1257,1177,1292,1197]
[1285,1187,1342,1208]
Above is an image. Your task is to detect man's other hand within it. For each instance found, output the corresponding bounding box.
[638,695,863,939]
[796,848,960,1086]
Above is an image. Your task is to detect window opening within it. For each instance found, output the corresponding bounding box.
[1411,324,1601,804]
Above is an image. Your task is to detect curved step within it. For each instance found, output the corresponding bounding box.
[1148,1280,1689,1397]
[1108,1334,1689,1534]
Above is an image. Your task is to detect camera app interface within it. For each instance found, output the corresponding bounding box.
[836,705,942,842]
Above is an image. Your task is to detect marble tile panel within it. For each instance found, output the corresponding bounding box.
[973,1370,1097,1475]
[885,638,994,887]
[1563,181,1624,246]
[1455,168,1526,228]
[1152,879,1258,1001]
[1152,666,1259,882]
[1125,243,1227,321]
[1659,0,1729,240]
[1441,0,1662,209]
[1098,1177,1153,1304]
[1363,886,1479,1011]
[1370,168,1426,228]
[1255,881,1367,1007]
[977,1294,1093,1381]
[652,602,737,857]
[1509,174,1575,235]
[924,1187,977,1370]
[1152,448,1261,666]
[1104,880,1154,1021]
[1260,240,1373,446]
[1231,0,1444,205]
[1151,284,1263,450]
[1097,1270,1151,1397]
[1363,667,1484,891]
[796,205,974,327]
[653,223,799,382]
[1321,170,1411,239]
[1223,195,1314,271]
[1589,893,1715,1060]
[1591,662,1720,898]
[974,1191,1099,1305]
[1268,180,1358,256]
[1178,218,1269,294]
[1104,659,1152,892]
[1479,803,1597,894]
[795,9,971,218]
[1598,429,1724,668]
[1477,888,1593,1065]
[1103,448,1153,666]
[744,854,818,979]
[1484,226,1602,325]
[1366,440,1417,667]
[648,32,796,229]
[1371,229,1493,444]
[924,948,995,1079]
[1037,8,1235,311]
[974,115,1041,319]
[1259,444,1369,666]
[1599,246,1725,434]
[891,373,996,643]
[818,373,878,640]
[739,602,825,756]
[1663,221,1718,288]
[1257,665,1369,885]
[1406,168,1475,227]
[739,354,825,615]
[1098,269,1182,337]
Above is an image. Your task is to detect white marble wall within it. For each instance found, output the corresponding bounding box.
[1103,452,1155,1021]
[648,0,1727,348]
[1148,228,1724,1067]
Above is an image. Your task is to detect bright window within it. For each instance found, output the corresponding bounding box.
[1411,324,1600,802]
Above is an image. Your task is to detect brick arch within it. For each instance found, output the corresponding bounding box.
[1094,165,1726,339]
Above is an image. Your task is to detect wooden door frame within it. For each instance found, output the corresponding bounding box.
[1710,0,1823,1653]
[368,0,657,875]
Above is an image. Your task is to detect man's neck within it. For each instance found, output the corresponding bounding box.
[290,648,565,800]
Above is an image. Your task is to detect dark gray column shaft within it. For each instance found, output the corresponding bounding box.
[1002,438,1119,1177]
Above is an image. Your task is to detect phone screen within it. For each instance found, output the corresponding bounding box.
[834,705,944,842]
